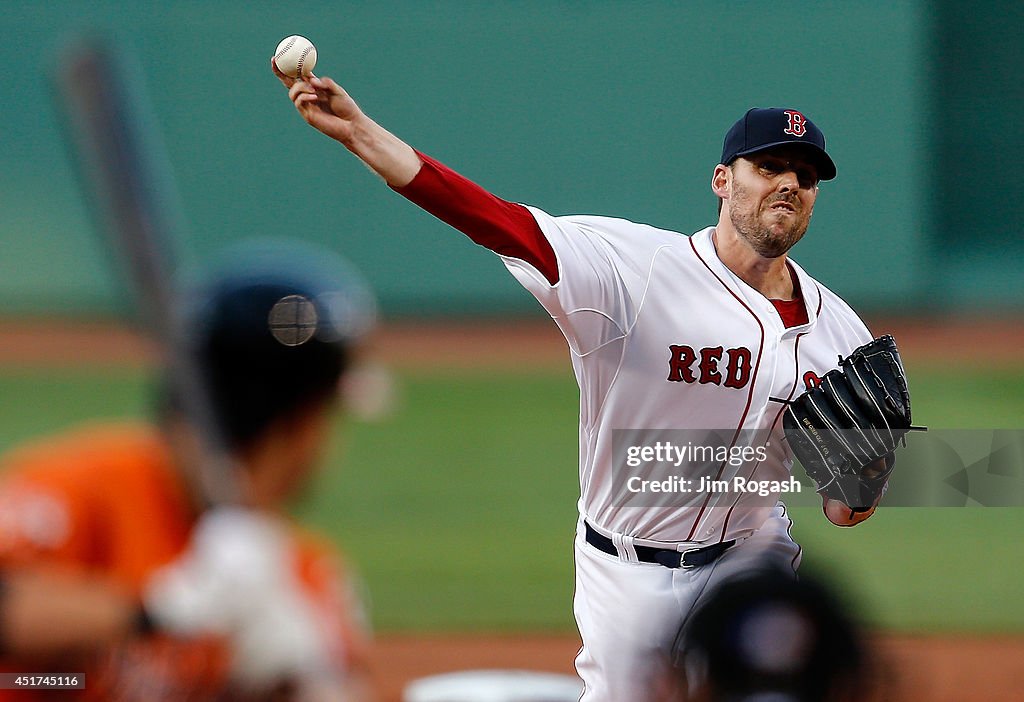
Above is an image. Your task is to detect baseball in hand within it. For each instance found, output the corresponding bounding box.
[274,35,317,78]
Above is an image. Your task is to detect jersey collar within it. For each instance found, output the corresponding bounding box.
[691,227,821,332]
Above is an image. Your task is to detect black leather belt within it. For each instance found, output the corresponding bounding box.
[584,521,735,569]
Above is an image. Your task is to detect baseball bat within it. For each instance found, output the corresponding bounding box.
[54,38,239,506]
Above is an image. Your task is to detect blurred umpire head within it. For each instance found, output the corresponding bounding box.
[677,564,874,702]
[161,239,376,507]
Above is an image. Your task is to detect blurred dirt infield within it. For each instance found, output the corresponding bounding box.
[2,315,1023,369]
[2,317,1023,700]
[370,633,1024,702]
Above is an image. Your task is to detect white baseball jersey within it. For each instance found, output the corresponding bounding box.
[501,212,872,544]
[394,151,873,700]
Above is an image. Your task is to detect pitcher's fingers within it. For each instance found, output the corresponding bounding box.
[270,58,296,88]
[288,79,316,103]
[295,92,320,109]
[310,75,344,95]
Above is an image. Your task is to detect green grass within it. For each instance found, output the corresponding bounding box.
[1,364,1023,633]
[791,507,1024,633]
[906,361,1024,428]
[299,369,581,631]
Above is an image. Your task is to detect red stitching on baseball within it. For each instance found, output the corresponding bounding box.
[275,36,297,62]
[296,45,312,76]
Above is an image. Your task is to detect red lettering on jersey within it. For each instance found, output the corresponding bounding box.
[803,370,821,389]
[667,345,698,382]
[724,347,753,389]
[783,110,808,137]
[668,345,753,388]
[698,346,724,385]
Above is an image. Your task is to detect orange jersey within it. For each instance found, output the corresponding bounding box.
[0,422,368,701]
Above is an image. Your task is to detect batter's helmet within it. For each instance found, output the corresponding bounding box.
[168,239,376,449]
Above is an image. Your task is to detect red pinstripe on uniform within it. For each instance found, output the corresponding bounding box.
[685,237,766,543]
[720,283,820,534]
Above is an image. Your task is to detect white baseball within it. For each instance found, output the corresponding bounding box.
[274,35,317,78]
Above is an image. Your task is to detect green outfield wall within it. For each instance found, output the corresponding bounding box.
[1,1,1018,318]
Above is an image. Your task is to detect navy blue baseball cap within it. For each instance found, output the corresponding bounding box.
[721,107,837,181]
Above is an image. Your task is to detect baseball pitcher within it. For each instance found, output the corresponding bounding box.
[272,63,918,700]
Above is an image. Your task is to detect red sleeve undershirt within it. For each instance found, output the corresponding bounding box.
[391,150,560,285]
[391,150,807,328]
